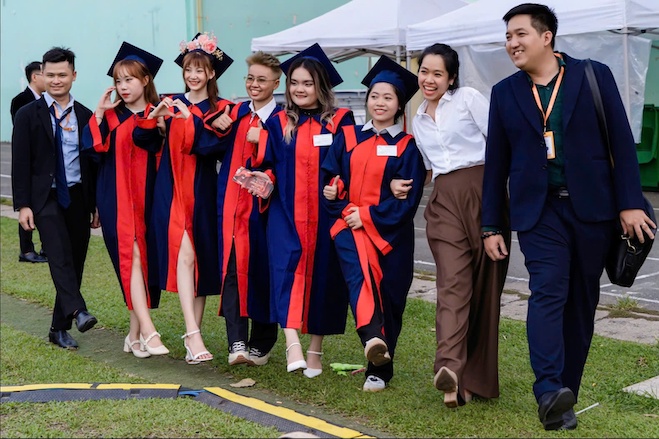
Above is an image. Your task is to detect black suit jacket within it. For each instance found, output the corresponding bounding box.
[11,96,96,215]
[10,87,38,123]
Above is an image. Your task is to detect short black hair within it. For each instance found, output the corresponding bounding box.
[503,3,558,48]
[25,61,42,82]
[417,43,460,93]
[42,47,76,70]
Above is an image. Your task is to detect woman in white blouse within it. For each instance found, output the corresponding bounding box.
[409,43,510,408]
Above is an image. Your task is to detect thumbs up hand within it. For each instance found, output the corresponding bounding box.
[212,105,233,131]
[323,175,340,200]
[246,119,263,144]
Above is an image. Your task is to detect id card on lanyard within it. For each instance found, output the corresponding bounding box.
[531,60,564,160]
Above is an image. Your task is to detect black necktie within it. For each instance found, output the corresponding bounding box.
[49,105,73,208]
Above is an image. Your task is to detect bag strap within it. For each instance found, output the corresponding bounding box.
[584,60,614,169]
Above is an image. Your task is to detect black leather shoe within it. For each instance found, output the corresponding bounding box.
[19,251,48,263]
[74,310,98,333]
[39,248,47,258]
[538,387,576,430]
[48,330,78,349]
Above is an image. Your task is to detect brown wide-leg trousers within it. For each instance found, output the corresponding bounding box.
[425,165,510,399]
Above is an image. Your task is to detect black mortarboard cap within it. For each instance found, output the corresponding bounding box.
[280,43,343,88]
[174,32,233,79]
[361,55,419,104]
[107,41,164,78]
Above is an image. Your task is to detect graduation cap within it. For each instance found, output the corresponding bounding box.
[107,42,163,78]
[175,32,233,79]
[280,43,343,88]
[361,55,419,104]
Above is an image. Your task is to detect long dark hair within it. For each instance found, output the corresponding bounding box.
[417,43,460,93]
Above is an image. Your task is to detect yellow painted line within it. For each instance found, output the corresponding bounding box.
[1,383,93,392]
[96,384,180,390]
[204,387,373,439]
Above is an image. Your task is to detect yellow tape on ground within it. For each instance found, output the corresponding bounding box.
[204,387,373,439]
[1,383,93,392]
[95,384,180,390]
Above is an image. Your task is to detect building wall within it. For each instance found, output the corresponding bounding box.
[0,0,361,141]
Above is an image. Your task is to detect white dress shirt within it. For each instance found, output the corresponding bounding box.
[249,97,277,122]
[412,87,489,181]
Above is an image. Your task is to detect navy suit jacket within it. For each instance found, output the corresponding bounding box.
[11,96,96,215]
[482,53,645,232]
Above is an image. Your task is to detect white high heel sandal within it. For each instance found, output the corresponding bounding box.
[140,331,169,356]
[285,342,307,372]
[181,330,213,365]
[123,335,150,358]
[303,350,323,378]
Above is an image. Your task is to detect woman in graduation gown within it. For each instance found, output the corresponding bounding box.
[134,32,232,365]
[252,44,354,378]
[322,56,426,391]
[82,42,168,357]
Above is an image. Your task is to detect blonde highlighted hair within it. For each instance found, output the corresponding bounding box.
[283,57,336,143]
[246,51,282,79]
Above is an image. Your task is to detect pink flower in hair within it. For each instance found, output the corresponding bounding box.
[201,39,217,53]
[196,33,210,45]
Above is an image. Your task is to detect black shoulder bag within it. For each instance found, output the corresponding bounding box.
[584,59,656,287]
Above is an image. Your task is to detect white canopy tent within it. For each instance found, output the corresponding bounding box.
[251,0,467,62]
[407,0,659,141]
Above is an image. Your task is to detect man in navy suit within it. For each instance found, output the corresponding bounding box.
[10,61,48,263]
[481,3,655,431]
[12,47,100,350]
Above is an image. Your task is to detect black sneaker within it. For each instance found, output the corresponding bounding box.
[247,346,270,366]
[228,341,249,366]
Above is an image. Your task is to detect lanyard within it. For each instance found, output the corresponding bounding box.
[52,105,75,132]
[531,63,564,132]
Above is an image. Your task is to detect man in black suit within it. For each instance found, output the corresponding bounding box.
[12,47,100,349]
[10,61,48,264]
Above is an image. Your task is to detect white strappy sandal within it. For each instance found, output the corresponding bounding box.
[181,330,213,364]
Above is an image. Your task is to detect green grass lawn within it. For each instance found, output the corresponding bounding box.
[1,216,658,438]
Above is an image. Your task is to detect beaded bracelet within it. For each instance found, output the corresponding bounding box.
[481,230,502,240]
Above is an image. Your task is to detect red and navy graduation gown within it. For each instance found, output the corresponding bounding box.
[194,101,281,328]
[254,108,354,334]
[81,104,161,309]
[134,95,228,297]
[321,125,425,381]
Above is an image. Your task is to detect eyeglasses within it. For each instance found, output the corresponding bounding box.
[244,76,277,85]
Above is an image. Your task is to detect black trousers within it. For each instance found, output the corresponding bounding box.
[33,185,91,330]
[18,224,37,254]
[222,245,278,352]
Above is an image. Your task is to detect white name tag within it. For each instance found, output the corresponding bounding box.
[313,133,333,147]
[377,144,397,157]
[544,131,555,160]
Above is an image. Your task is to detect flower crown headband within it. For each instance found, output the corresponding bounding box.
[179,32,224,61]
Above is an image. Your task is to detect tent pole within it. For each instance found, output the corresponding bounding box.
[623,27,631,118]
[405,48,412,127]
